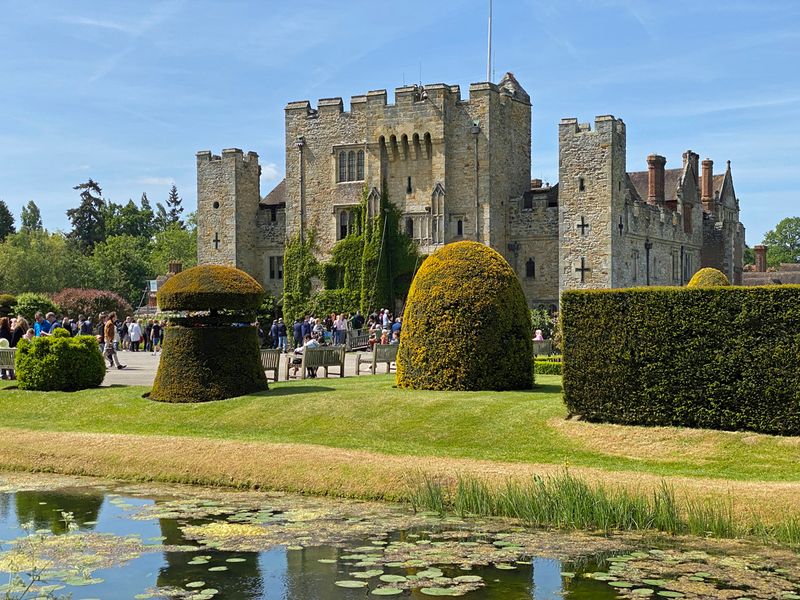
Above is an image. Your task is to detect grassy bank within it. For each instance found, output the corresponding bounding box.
[1,375,798,483]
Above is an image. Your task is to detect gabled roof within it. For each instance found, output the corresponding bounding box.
[261,178,286,207]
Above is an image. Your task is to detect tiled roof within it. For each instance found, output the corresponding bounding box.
[627,168,685,203]
[261,178,286,206]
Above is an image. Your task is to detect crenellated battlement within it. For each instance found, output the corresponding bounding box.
[560,115,625,136]
[196,148,259,165]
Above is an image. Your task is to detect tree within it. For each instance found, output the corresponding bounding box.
[762,217,800,267]
[67,180,106,252]
[0,200,15,241]
[20,201,43,233]
[0,231,79,294]
[90,235,152,305]
[155,184,184,231]
[149,223,197,276]
[104,196,155,239]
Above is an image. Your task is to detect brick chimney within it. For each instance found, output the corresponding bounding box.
[168,261,183,275]
[701,159,714,202]
[531,179,543,189]
[647,154,666,204]
[754,245,768,273]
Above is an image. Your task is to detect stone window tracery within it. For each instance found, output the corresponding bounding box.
[431,184,445,244]
[337,148,365,183]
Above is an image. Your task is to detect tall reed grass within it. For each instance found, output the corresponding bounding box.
[409,471,799,548]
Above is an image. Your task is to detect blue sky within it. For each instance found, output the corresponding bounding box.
[1,0,798,245]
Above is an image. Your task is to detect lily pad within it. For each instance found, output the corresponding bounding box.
[379,575,407,583]
[371,588,403,596]
[207,566,228,572]
[609,581,635,588]
[185,581,205,589]
[334,580,368,588]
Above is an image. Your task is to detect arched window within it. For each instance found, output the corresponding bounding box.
[356,150,364,180]
[347,151,355,181]
[526,258,536,279]
[338,151,347,182]
[405,217,414,238]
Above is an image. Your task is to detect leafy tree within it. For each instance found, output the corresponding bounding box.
[743,246,754,266]
[90,235,152,305]
[13,291,60,323]
[0,200,15,241]
[149,223,197,276]
[104,196,155,239]
[67,180,106,252]
[762,217,800,267]
[0,231,78,294]
[20,200,43,233]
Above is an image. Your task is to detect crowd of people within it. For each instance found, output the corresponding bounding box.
[0,310,167,379]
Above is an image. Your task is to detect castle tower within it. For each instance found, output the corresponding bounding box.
[558,116,627,291]
[196,149,264,284]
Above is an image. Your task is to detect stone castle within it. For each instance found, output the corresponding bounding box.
[197,73,745,309]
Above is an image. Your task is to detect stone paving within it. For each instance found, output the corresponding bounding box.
[101,348,391,387]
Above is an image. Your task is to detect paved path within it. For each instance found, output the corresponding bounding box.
[101,349,391,387]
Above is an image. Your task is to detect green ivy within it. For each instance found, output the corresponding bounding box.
[282,232,319,322]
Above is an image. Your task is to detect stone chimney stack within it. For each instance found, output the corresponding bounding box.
[754,245,768,273]
[531,179,543,189]
[647,154,666,204]
[701,159,714,202]
[168,261,183,275]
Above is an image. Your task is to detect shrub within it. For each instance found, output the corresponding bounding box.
[687,267,730,287]
[13,292,60,323]
[0,293,16,317]
[561,285,800,435]
[150,326,269,402]
[534,357,562,376]
[306,289,360,318]
[15,334,105,391]
[396,241,533,391]
[158,264,264,313]
[52,288,132,319]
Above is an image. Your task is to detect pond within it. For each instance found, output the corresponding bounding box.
[0,473,797,599]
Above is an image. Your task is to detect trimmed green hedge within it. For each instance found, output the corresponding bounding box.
[158,265,264,312]
[16,334,105,391]
[150,326,269,403]
[397,241,533,391]
[534,357,562,376]
[687,267,730,288]
[561,286,800,435]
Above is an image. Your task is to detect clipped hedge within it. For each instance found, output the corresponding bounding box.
[150,326,269,402]
[0,294,15,317]
[561,286,800,435]
[15,334,105,391]
[687,267,730,287]
[158,265,264,312]
[397,241,533,391]
[534,357,563,376]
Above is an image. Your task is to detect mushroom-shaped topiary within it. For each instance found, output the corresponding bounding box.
[150,265,269,403]
[396,241,533,391]
[687,267,730,288]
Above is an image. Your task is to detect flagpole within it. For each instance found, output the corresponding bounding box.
[486,0,492,82]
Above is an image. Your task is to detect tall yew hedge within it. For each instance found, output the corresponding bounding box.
[561,286,800,435]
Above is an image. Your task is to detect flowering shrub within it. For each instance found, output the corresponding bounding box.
[52,288,132,319]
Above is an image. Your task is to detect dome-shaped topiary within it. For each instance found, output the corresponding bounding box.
[687,267,730,288]
[396,241,533,391]
[158,264,264,312]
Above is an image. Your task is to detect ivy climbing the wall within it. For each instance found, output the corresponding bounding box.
[282,232,319,322]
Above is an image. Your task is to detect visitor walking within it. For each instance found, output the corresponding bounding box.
[269,319,279,349]
[103,312,126,370]
[150,321,162,355]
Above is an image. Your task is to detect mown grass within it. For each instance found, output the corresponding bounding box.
[410,472,800,548]
[0,375,799,483]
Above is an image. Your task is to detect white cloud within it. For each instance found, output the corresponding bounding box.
[57,16,136,34]
[261,162,280,181]
[138,177,174,186]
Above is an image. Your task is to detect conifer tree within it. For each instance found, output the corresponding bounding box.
[67,179,106,252]
[0,200,15,241]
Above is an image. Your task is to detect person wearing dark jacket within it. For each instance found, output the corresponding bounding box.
[292,318,303,349]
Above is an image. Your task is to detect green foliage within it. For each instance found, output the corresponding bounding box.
[397,241,533,391]
[282,233,320,322]
[67,179,107,252]
[762,216,800,266]
[255,293,279,331]
[0,200,15,241]
[534,357,562,375]
[687,267,730,287]
[530,308,555,339]
[150,326,268,402]
[743,245,754,266]
[328,233,365,291]
[561,285,800,435]
[90,235,152,303]
[158,264,264,312]
[103,196,155,239]
[20,200,43,233]
[15,334,105,391]
[307,289,360,317]
[149,223,197,276]
[0,293,16,317]
[13,292,59,323]
[154,184,185,231]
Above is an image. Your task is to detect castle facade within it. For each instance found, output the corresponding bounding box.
[197,73,744,309]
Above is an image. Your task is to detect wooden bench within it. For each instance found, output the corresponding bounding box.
[0,348,15,371]
[259,348,281,382]
[346,328,371,351]
[532,339,554,357]
[356,344,399,375]
[285,345,346,380]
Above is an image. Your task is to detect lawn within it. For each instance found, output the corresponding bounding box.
[1,375,798,483]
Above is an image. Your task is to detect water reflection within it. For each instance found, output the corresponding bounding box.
[14,490,103,533]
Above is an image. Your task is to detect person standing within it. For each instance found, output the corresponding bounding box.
[129,318,142,352]
[104,312,126,370]
[269,319,279,349]
[292,318,303,349]
[277,318,288,352]
[334,313,347,345]
[150,320,162,355]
